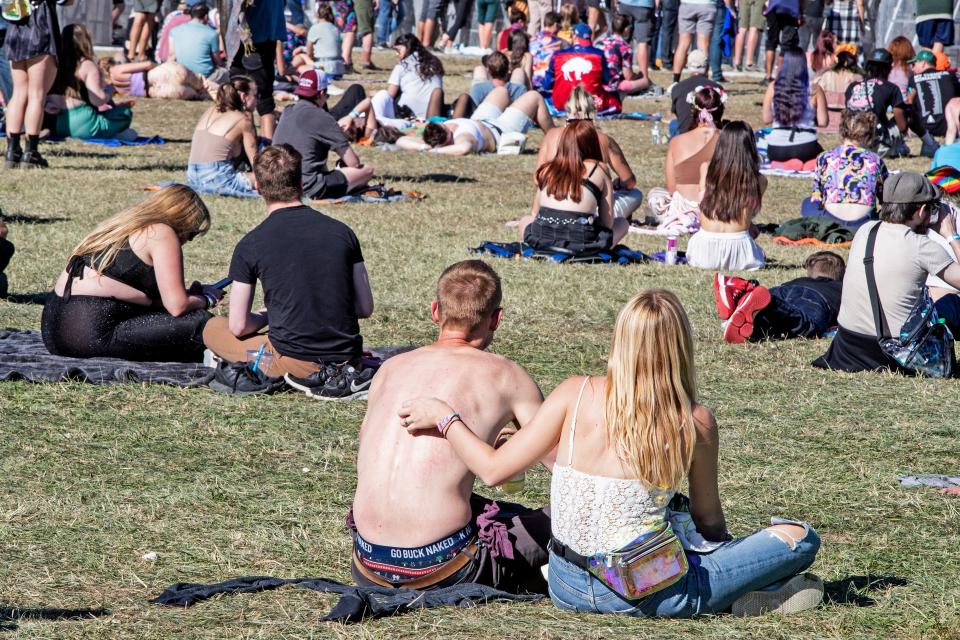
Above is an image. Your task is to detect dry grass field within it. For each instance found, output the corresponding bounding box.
[0,51,958,638]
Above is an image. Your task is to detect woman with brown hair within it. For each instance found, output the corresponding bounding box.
[812,48,862,134]
[521,119,628,253]
[400,290,822,617]
[687,120,767,271]
[46,23,135,140]
[41,185,223,362]
[186,75,260,198]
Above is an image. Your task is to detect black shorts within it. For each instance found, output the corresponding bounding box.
[916,18,954,48]
[765,11,800,51]
[767,139,823,163]
[230,40,277,117]
[308,169,350,200]
[619,4,655,45]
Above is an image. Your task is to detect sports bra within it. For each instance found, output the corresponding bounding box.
[63,242,161,301]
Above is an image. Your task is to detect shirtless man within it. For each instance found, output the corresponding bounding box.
[395,86,555,156]
[350,260,550,592]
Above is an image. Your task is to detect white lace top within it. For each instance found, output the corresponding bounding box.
[550,379,676,556]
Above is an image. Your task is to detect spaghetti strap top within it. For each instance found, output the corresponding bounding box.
[550,376,676,556]
[188,113,244,165]
[581,162,603,204]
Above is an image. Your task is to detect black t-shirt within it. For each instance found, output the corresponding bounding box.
[273,100,351,197]
[228,205,364,362]
[781,276,843,323]
[845,79,904,130]
[671,74,722,133]
[908,70,960,137]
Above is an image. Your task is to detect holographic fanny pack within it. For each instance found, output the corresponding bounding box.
[586,522,688,600]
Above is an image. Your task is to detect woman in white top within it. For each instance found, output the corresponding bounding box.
[306,3,345,77]
[400,290,822,617]
[371,33,445,126]
[762,47,829,168]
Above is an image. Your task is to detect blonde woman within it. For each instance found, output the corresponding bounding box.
[400,290,822,617]
[41,185,223,362]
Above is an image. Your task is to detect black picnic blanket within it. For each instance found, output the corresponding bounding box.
[151,575,544,623]
[0,328,214,386]
[469,241,650,264]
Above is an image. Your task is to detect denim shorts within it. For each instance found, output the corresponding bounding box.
[187,161,259,199]
[548,519,820,617]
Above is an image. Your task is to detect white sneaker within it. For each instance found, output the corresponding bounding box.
[731,573,824,617]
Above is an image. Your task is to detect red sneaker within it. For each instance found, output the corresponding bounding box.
[714,273,756,320]
[723,285,772,344]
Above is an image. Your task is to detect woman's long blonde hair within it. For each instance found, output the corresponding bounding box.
[604,290,697,489]
[71,184,210,273]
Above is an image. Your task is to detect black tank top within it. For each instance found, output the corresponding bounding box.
[63,242,162,301]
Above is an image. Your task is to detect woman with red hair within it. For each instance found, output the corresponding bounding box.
[521,120,628,253]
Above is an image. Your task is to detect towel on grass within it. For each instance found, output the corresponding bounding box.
[0,328,214,387]
[312,185,427,205]
[151,575,543,623]
[1,132,165,146]
[898,474,960,488]
[469,241,649,264]
[144,181,260,199]
[772,217,854,247]
[760,164,817,179]
[545,100,659,120]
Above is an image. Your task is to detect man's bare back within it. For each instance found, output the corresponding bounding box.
[353,341,543,547]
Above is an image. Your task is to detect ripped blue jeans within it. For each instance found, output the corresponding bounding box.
[548,518,820,617]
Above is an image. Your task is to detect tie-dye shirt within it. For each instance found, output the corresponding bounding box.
[811,144,888,206]
[595,33,632,93]
[529,31,565,90]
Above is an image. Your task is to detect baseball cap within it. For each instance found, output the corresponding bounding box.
[294,68,330,98]
[883,171,941,204]
[868,48,893,65]
[572,23,592,42]
[908,49,936,64]
[686,49,707,70]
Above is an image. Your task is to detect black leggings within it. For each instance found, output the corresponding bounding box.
[0,237,14,274]
[41,293,211,362]
[444,0,474,39]
[328,84,367,120]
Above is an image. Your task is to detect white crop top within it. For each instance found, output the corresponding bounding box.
[550,378,675,556]
[447,118,486,153]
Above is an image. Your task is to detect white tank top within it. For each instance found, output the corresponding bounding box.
[447,118,486,153]
[550,378,675,556]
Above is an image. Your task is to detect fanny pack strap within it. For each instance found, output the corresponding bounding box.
[863,221,892,340]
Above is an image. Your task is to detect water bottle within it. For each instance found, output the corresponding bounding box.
[494,433,525,494]
[665,235,678,265]
[651,121,662,146]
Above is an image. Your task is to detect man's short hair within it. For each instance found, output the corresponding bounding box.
[423,122,449,148]
[839,109,877,148]
[436,260,503,330]
[804,251,846,281]
[254,144,303,202]
[485,51,510,81]
[189,2,209,18]
[879,201,925,224]
[543,10,560,27]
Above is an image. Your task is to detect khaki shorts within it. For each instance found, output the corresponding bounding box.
[355,0,374,37]
[739,0,766,30]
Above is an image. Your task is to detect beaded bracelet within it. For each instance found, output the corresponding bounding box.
[437,412,461,436]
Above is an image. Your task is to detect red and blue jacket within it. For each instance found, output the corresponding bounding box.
[542,44,621,114]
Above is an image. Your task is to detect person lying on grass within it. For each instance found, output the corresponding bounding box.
[41,184,222,362]
[396,86,554,155]
[350,260,551,592]
[400,289,823,617]
[450,51,527,119]
[715,251,846,344]
[203,144,375,398]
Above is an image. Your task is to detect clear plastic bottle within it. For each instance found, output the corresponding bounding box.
[651,121,662,146]
[494,433,525,494]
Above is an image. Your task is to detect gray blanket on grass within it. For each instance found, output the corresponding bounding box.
[0,328,214,387]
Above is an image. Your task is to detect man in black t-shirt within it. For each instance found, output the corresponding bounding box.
[669,50,722,135]
[714,251,846,343]
[908,49,960,137]
[203,145,376,399]
[273,69,374,200]
[846,48,939,158]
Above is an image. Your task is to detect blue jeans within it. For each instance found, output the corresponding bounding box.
[376,0,404,46]
[709,5,726,79]
[754,285,836,339]
[657,0,679,66]
[934,293,960,338]
[0,24,13,105]
[800,197,874,229]
[548,519,820,617]
[187,161,259,199]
